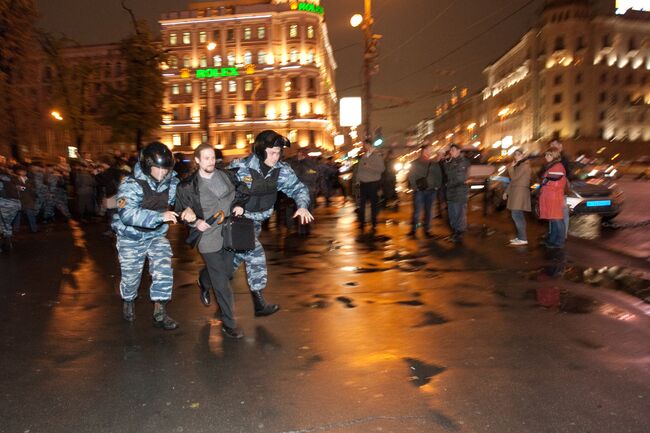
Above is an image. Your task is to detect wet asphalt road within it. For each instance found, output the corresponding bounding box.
[1,197,649,433]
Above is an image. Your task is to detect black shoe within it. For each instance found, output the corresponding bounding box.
[122,300,135,322]
[198,279,210,307]
[152,302,178,330]
[221,325,244,339]
[251,290,280,317]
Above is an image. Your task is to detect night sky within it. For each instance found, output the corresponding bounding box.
[36,0,613,142]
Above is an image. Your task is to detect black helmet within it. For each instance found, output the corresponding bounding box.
[140,141,173,177]
[253,130,290,162]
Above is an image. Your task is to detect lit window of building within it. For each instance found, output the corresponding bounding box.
[171,84,180,95]
[169,33,177,46]
[185,82,192,94]
[213,55,222,66]
[214,81,223,93]
[227,29,235,41]
[288,129,297,143]
[228,80,237,93]
[199,55,207,68]
[307,25,315,39]
[199,31,207,44]
[172,134,181,146]
[245,105,252,118]
[244,27,252,40]
[169,55,178,68]
[245,79,253,92]
[306,51,314,64]
[258,26,266,39]
[244,51,252,65]
[200,81,207,94]
[289,24,298,38]
[227,53,235,66]
[182,55,190,68]
[258,50,266,64]
[290,49,299,63]
[246,131,254,143]
[182,32,191,45]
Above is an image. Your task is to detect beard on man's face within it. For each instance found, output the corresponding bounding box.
[202,163,216,173]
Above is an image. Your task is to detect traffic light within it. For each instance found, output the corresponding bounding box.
[373,127,384,147]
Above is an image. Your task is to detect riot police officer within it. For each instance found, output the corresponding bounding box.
[112,142,181,330]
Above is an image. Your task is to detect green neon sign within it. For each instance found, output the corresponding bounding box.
[293,2,324,15]
[196,68,239,79]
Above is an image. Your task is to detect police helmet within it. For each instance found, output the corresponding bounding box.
[140,141,174,177]
[253,130,290,162]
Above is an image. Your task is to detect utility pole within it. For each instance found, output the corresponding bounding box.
[355,0,381,142]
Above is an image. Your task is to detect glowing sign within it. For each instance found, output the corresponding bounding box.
[196,68,239,78]
[616,0,650,14]
[340,97,362,127]
[290,2,324,15]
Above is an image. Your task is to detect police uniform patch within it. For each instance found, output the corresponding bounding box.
[243,176,253,183]
[117,198,127,209]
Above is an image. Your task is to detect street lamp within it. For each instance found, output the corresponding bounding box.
[350,1,381,142]
[50,110,63,121]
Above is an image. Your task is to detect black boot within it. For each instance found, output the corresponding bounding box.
[251,290,280,317]
[122,300,135,322]
[153,301,178,330]
[221,325,244,339]
[197,279,210,306]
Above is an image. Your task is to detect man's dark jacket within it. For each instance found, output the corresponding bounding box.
[443,156,470,203]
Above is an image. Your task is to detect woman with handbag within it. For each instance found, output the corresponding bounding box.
[176,144,250,339]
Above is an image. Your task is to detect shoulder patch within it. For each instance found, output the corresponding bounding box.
[243,176,253,183]
[117,197,127,209]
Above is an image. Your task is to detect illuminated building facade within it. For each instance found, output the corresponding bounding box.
[158,0,338,156]
[423,0,650,157]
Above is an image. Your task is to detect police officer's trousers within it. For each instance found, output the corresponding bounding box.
[233,221,266,292]
[116,235,173,301]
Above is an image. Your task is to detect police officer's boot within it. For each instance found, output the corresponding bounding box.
[251,290,280,317]
[153,301,178,330]
[122,300,135,322]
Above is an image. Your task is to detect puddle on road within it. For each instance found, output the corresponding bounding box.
[336,296,356,308]
[404,358,446,387]
[395,300,425,307]
[414,312,448,327]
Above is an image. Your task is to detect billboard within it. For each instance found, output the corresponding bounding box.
[616,1,650,14]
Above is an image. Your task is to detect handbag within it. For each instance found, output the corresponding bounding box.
[222,216,256,252]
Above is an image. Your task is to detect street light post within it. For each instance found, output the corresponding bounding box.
[351,0,381,142]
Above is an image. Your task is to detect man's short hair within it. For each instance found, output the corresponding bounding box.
[194,144,214,160]
[449,143,460,151]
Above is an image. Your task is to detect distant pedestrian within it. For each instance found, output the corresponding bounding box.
[13,166,38,233]
[0,168,21,251]
[356,140,385,233]
[503,149,531,246]
[407,145,442,238]
[539,148,567,249]
[443,144,470,243]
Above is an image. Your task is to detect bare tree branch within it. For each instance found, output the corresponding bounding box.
[120,0,140,34]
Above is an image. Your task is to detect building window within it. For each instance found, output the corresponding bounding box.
[245,104,252,118]
[185,107,191,119]
[228,80,237,93]
[553,112,561,122]
[258,50,266,64]
[602,34,612,48]
[306,51,314,64]
[244,51,252,65]
[214,81,223,93]
[245,79,253,92]
[182,32,191,45]
[172,84,180,95]
[309,130,316,144]
[553,93,562,104]
[169,33,178,46]
[199,31,207,44]
[259,103,266,117]
[553,74,562,85]
[575,92,582,103]
[290,49,299,63]
[229,105,236,119]
[308,77,316,90]
[215,104,222,118]
[290,102,297,116]
[172,134,181,146]
[288,129,297,143]
[199,55,207,68]
[172,108,179,120]
[554,36,565,51]
[599,92,606,103]
[213,55,222,66]
[182,55,191,68]
[169,55,178,69]
[289,24,298,39]
[246,132,254,144]
[213,30,220,40]
[244,27,252,40]
[185,83,192,94]
[227,29,235,42]
[258,26,266,39]
[307,25,315,39]
[227,53,235,66]
[200,81,207,94]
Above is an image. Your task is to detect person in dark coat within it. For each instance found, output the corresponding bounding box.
[12,166,38,233]
[407,145,442,238]
[442,144,470,243]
